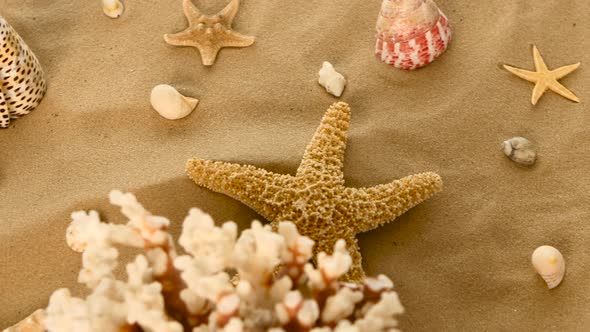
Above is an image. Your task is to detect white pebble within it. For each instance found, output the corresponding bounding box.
[150,84,199,120]
[318,62,346,97]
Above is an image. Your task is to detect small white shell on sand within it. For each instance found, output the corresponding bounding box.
[532,245,565,289]
[102,0,124,18]
[318,62,346,97]
[502,137,536,166]
[150,84,199,120]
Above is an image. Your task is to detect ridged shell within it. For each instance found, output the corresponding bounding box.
[375,0,451,70]
[531,245,565,289]
[0,16,47,128]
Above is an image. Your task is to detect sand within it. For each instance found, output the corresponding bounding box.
[1,0,589,329]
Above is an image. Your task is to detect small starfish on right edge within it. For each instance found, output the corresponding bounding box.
[503,45,580,105]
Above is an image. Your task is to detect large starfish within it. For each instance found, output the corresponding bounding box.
[164,0,255,66]
[186,102,443,281]
[503,45,580,105]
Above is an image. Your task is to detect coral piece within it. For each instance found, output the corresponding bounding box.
[102,0,124,18]
[150,84,199,120]
[532,245,565,289]
[3,309,45,332]
[11,191,405,331]
[502,137,536,167]
[375,0,451,70]
[186,102,443,281]
[318,62,346,97]
[503,45,580,105]
[164,0,255,66]
[0,16,47,128]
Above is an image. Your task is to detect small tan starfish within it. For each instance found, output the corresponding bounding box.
[503,45,580,105]
[164,0,255,66]
[186,102,443,281]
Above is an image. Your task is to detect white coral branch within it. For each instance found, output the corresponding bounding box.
[40,191,405,332]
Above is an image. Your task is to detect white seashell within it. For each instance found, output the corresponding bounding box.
[318,62,346,97]
[531,245,565,289]
[102,0,124,18]
[375,0,452,70]
[502,137,536,166]
[0,16,47,128]
[150,84,199,120]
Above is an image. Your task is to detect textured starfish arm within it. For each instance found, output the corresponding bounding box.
[222,32,256,48]
[164,31,197,47]
[342,236,366,282]
[503,65,538,82]
[348,172,443,233]
[218,0,240,26]
[551,63,581,79]
[548,80,580,103]
[183,0,202,21]
[196,44,223,66]
[296,102,350,183]
[186,159,292,220]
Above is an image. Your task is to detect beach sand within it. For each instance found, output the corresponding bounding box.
[1,0,589,329]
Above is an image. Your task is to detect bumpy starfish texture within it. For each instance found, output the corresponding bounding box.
[186,102,443,281]
[504,45,580,105]
[164,0,255,66]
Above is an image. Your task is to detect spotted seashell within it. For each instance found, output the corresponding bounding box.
[532,245,565,289]
[502,137,537,166]
[375,0,451,70]
[0,16,47,128]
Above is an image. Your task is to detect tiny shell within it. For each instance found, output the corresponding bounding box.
[531,245,565,289]
[318,62,346,97]
[150,84,199,120]
[102,0,124,18]
[502,137,536,166]
[375,0,452,70]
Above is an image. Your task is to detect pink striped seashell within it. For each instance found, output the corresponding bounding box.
[375,0,451,70]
